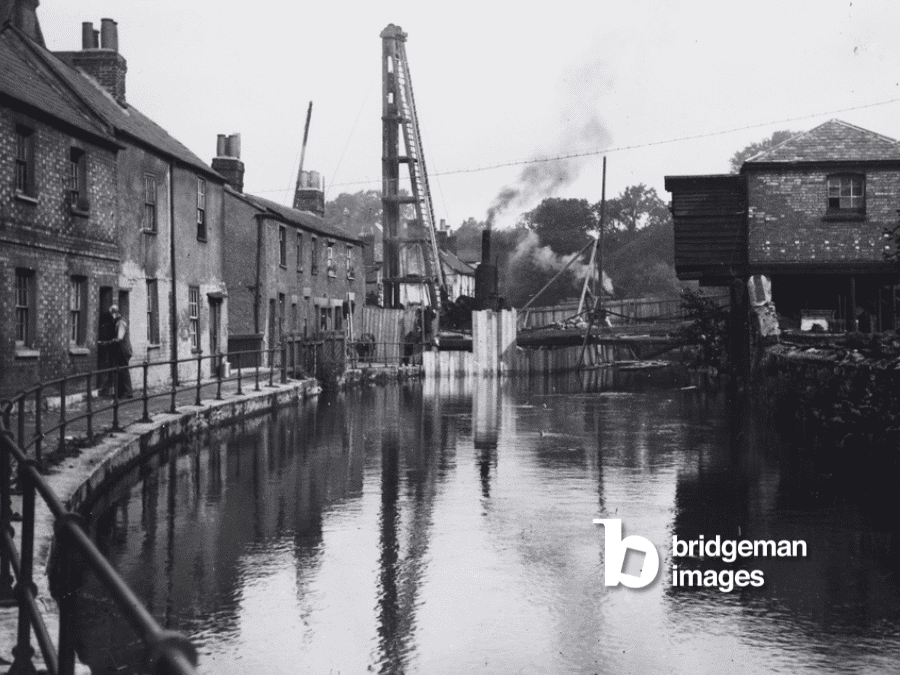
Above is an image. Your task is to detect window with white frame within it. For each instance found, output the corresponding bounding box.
[189,285,200,350]
[827,174,865,213]
[196,178,207,240]
[144,174,158,233]
[346,245,355,279]
[69,148,88,211]
[326,243,336,277]
[15,269,35,346]
[15,126,36,197]
[69,276,87,345]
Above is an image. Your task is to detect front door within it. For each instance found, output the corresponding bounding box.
[98,286,114,369]
[209,298,221,372]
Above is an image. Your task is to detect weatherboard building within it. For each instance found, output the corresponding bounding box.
[666,119,900,332]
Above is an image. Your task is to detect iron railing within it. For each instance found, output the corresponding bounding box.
[4,338,350,471]
[350,338,426,367]
[0,413,196,675]
[0,335,350,675]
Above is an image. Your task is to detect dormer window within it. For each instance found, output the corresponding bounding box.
[827,174,865,214]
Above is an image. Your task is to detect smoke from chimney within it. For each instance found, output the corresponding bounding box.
[486,116,610,229]
[485,57,613,229]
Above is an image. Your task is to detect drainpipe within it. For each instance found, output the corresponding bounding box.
[169,162,178,385]
[254,213,264,334]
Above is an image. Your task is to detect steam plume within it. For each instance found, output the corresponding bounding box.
[486,114,611,229]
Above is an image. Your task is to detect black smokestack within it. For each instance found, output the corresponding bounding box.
[475,228,498,309]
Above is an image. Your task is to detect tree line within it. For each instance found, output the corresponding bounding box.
[323,132,802,308]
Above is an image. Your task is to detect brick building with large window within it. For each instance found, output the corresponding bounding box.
[666,119,900,332]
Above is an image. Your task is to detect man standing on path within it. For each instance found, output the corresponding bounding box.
[97,308,116,396]
[108,305,133,398]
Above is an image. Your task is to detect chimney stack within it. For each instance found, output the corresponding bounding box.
[211,133,245,193]
[8,0,45,46]
[294,170,325,218]
[54,16,127,105]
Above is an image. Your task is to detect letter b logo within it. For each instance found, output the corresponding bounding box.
[594,519,659,588]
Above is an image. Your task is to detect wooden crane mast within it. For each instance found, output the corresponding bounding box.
[380,24,446,311]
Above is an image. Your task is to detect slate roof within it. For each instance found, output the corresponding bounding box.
[38,49,221,178]
[225,186,361,244]
[0,25,115,144]
[745,119,900,164]
[439,249,475,275]
[1,23,220,178]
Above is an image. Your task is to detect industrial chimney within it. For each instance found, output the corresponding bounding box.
[474,229,499,310]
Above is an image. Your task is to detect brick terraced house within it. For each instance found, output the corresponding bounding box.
[0,5,120,397]
[0,1,229,395]
[666,119,900,332]
[215,135,365,364]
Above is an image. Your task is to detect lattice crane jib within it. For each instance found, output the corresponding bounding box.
[380,24,446,311]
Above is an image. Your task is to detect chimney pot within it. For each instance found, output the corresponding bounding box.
[212,134,245,193]
[81,23,94,50]
[100,18,118,51]
[294,169,325,217]
[227,134,241,159]
[92,30,100,48]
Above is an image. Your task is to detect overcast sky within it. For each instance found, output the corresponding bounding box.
[39,0,900,229]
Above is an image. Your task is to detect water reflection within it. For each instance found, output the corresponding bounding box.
[74,371,900,674]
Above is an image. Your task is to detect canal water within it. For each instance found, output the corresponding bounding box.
[73,370,900,674]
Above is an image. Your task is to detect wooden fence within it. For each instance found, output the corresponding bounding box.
[361,306,424,364]
[519,293,729,329]
[424,309,632,377]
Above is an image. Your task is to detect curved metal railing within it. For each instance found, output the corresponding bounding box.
[0,336,342,674]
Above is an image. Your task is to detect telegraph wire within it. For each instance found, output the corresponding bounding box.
[324,78,375,202]
[254,95,900,195]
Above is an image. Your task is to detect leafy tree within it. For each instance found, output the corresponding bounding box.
[593,185,680,298]
[729,130,796,173]
[323,190,382,238]
[323,189,415,238]
[601,184,669,234]
[522,198,596,257]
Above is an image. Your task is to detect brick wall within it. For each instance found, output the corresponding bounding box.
[0,107,119,398]
[223,191,365,361]
[222,192,260,338]
[747,167,898,264]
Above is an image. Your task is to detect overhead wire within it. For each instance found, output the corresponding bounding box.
[254,94,900,196]
[323,77,375,203]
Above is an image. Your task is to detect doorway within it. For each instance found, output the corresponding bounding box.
[209,298,221,373]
